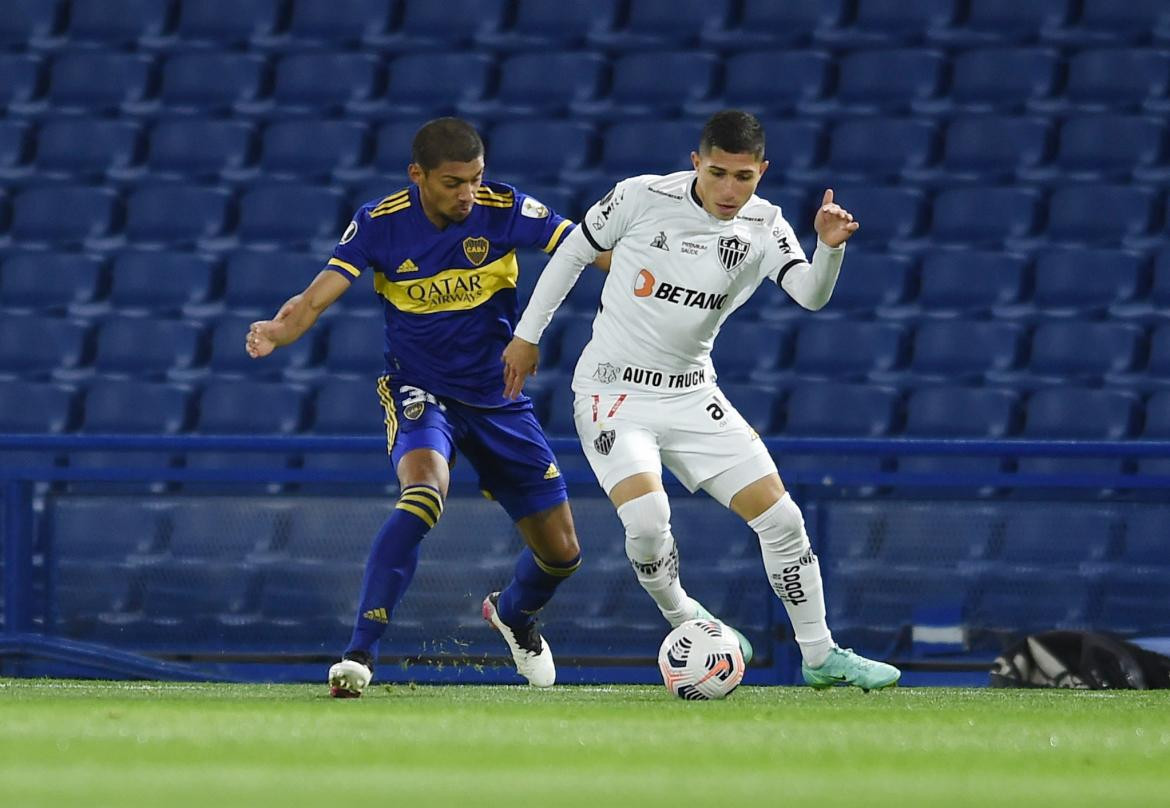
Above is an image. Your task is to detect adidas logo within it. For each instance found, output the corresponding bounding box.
[543,462,560,480]
[362,607,389,624]
[396,258,419,273]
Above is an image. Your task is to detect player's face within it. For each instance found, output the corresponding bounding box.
[410,156,485,226]
[691,148,769,220]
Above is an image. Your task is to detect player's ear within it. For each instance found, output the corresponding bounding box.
[758,159,770,180]
[407,163,424,185]
[690,150,701,170]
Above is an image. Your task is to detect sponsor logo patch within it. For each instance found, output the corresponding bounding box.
[340,220,358,244]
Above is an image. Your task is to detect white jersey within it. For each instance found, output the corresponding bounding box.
[572,171,812,394]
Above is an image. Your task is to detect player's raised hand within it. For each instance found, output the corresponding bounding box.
[813,189,860,248]
[501,336,539,400]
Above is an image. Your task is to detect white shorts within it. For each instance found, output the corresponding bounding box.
[572,384,777,507]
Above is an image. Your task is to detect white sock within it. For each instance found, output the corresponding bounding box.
[617,492,690,625]
[748,493,833,667]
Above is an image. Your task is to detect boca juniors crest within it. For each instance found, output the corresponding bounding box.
[593,428,616,456]
[463,236,490,266]
[716,235,750,272]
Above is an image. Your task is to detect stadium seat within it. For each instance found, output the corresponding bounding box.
[124,187,231,247]
[806,49,944,116]
[0,120,30,181]
[368,0,505,51]
[137,562,255,626]
[155,53,268,116]
[369,53,492,118]
[1117,509,1170,567]
[71,380,191,475]
[49,497,170,560]
[1137,390,1170,476]
[9,186,117,248]
[0,315,87,380]
[485,121,594,185]
[32,119,140,183]
[803,252,912,318]
[138,119,255,185]
[780,382,899,478]
[996,504,1119,565]
[188,380,304,476]
[586,0,731,51]
[311,378,382,435]
[262,53,381,117]
[90,317,203,379]
[785,321,905,381]
[0,381,73,468]
[1046,185,1156,246]
[468,52,606,122]
[105,252,217,315]
[277,501,391,563]
[701,0,844,48]
[994,321,1142,388]
[0,54,42,113]
[900,386,1020,479]
[258,120,368,182]
[816,0,956,47]
[476,0,618,51]
[0,252,103,313]
[1015,387,1139,477]
[173,0,281,48]
[914,251,1026,317]
[930,187,1039,247]
[812,118,936,185]
[320,315,384,377]
[887,320,1022,384]
[266,0,395,49]
[1097,571,1170,634]
[906,116,1050,187]
[166,500,289,561]
[41,52,153,115]
[689,51,832,118]
[1026,116,1166,184]
[1031,249,1143,316]
[928,0,1070,45]
[935,48,1060,114]
[871,502,999,567]
[0,0,62,48]
[587,121,700,181]
[970,572,1091,632]
[1041,49,1170,113]
[1048,0,1170,45]
[572,52,718,120]
[1109,326,1170,391]
[718,382,783,434]
[748,120,824,182]
[220,251,323,316]
[254,561,361,639]
[64,0,170,47]
[710,322,788,382]
[820,187,924,247]
[236,185,346,249]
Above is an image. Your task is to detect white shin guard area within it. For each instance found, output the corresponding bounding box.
[616,491,689,624]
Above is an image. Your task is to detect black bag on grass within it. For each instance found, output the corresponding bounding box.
[990,630,1170,689]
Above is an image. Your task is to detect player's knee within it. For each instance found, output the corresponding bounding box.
[395,483,445,529]
[750,492,809,561]
[617,491,672,561]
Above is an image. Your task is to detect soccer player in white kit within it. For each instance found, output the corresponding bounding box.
[501,110,900,690]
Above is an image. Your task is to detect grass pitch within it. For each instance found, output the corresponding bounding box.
[1,680,1168,808]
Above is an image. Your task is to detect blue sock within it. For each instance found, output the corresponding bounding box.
[495,548,581,628]
[344,484,443,660]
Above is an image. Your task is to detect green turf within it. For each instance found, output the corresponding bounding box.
[1,680,1168,808]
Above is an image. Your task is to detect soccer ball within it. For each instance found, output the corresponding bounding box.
[658,618,745,700]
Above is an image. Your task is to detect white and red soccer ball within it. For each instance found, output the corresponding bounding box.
[658,618,745,700]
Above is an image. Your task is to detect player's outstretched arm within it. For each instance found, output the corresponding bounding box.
[246,270,350,358]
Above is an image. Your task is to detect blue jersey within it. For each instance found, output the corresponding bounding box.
[326,181,573,407]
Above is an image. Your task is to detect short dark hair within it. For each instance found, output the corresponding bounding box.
[699,110,765,160]
[411,117,484,171]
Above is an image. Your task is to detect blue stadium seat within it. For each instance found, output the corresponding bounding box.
[690,51,831,118]
[236,185,346,249]
[49,498,169,560]
[1016,387,1139,477]
[369,0,504,51]
[1031,249,1143,316]
[166,501,288,561]
[993,321,1142,388]
[808,49,943,116]
[826,567,973,647]
[970,572,1091,631]
[320,315,384,377]
[71,381,190,474]
[873,503,999,567]
[1109,326,1170,391]
[997,505,1118,565]
[823,187,924,247]
[930,187,1039,247]
[221,251,322,316]
[1043,49,1170,113]
[786,321,904,381]
[258,120,368,182]
[311,377,381,434]
[277,502,390,562]
[781,383,899,477]
[572,52,717,120]
[462,52,607,121]
[752,120,824,182]
[1045,0,1170,46]
[486,121,593,185]
[938,48,1060,113]
[588,121,699,180]
[0,0,62,48]
[816,0,956,47]
[476,0,618,51]
[140,119,255,184]
[90,317,203,379]
[194,380,304,435]
[367,53,491,119]
[1027,116,1166,184]
[0,381,73,468]
[914,251,1026,316]
[9,186,117,248]
[1138,390,1170,476]
[0,253,103,313]
[710,322,787,382]
[701,0,844,48]
[42,52,153,115]
[0,54,41,113]
[137,561,255,624]
[906,116,1050,187]
[199,315,316,380]
[719,382,782,434]
[814,118,936,185]
[807,253,913,317]
[106,252,217,314]
[1046,185,1156,246]
[900,386,1020,478]
[586,0,731,51]
[155,53,267,116]
[174,0,280,48]
[65,0,170,47]
[0,315,87,380]
[263,53,381,117]
[255,561,360,632]
[1117,509,1170,567]
[363,122,417,186]
[928,0,1070,45]
[0,120,30,181]
[268,0,395,49]
[32,120,140,183]
[1097,571,1170,634]
[124,187,230,247]
[891,320,1022,384]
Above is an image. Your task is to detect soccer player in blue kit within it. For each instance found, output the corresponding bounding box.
[246,118,595,696]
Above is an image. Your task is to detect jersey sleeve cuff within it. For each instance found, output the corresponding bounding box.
[327,257,361,278]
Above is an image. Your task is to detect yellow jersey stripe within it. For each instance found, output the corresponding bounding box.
[402,485,443,514]
[328,257,361,278]
[373,249,518,314]
[533,554,581,578]
[395,501,436,528]
[475,191,513,202]
[542,219,573,253]
[370,201,411,218]
[377,376,398,453]
[399,494,441,522]
[473,199,513,208]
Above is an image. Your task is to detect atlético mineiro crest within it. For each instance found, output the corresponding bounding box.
[594,429,616,456]
[716,235,750,272]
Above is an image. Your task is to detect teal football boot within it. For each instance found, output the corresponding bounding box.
[802,647,901,692]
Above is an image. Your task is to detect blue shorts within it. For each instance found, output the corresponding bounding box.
[377,376,568,522]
